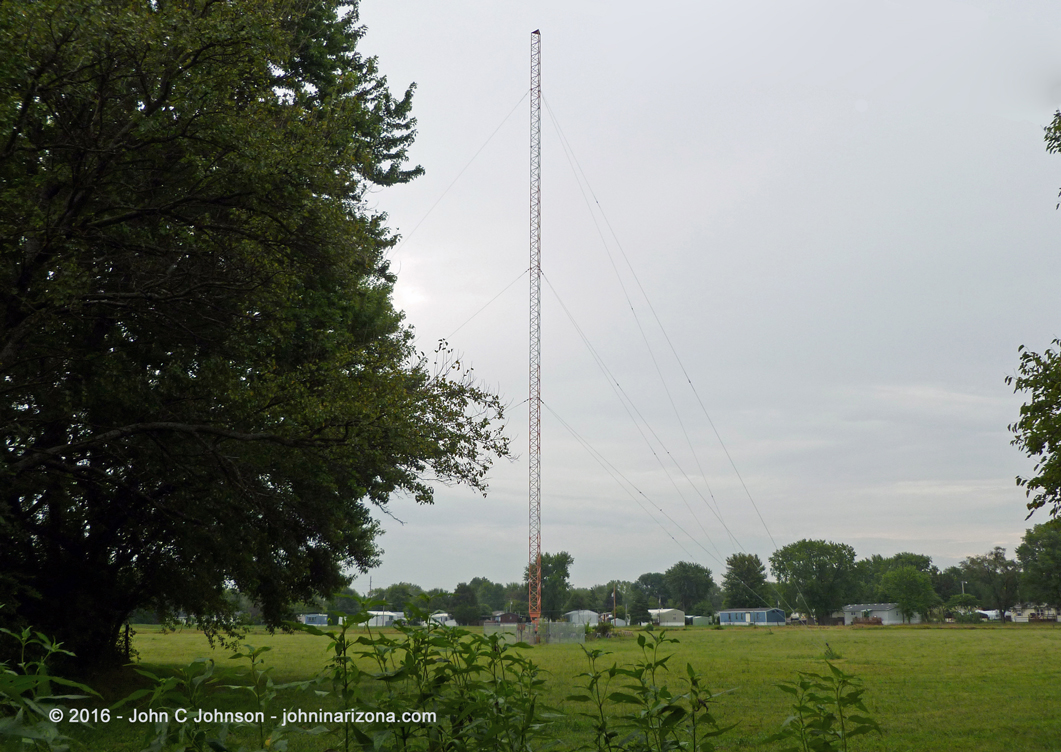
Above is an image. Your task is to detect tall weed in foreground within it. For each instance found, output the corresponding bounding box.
[566,646,619,751]
[766,662,882,752]
[117,647,318,751]
[0,626,99,751]
[117,658,229,752]
[224,644,315,750]
[296,596,555,752]
[566,631,734,752]
[295,612,365,751]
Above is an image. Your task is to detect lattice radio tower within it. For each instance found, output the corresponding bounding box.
[528,29,543,633]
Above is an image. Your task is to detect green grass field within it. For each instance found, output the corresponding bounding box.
[62,622,1061,751]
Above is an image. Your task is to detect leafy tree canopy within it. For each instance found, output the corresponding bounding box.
[1008,340,1061,518]
[468,577,507,612]
[930,565,965,603]
[854,552,935,603]
[380,583,424,613]
[1004,118,1061,518]
[328,588,364,616]
[525,551,573,620]
[721,553,770,609]
[626,587,650,626]
[0,0,507,667]
[879,566,938,623]
[945,593,979,612]
[664,561,714,613]
[421,589,451,613]
[1016,520,1061,607]
[961,548,1021,621]
[597,580,627,614]
[769,540,858,624]
[634,572,668,606]
[450,583,480,626]
[501,582,527,615]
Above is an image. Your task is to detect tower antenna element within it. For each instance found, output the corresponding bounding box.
[528,29,543,636]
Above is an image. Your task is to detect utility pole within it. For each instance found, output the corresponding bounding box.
[527,29,543,641]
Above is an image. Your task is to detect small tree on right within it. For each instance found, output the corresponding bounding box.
[1016,520,1061,607]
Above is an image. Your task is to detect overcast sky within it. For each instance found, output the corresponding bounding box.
[348,0,1061,593]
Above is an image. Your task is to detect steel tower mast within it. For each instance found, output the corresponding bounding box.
[528,29,543,634]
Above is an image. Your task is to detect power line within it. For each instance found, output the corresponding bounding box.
[544,97,779,553]
[446,268,528,339]
[543,273,729,564]
[541,101,829,631]
[543,400,811,627]
[543,98,738,547]
[391,90,529,257]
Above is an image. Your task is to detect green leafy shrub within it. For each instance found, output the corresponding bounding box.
[767,662,882,752]
[0,626,99,751]
[116,645,318,751]
[297,596,553,752]
[591,622,613,639]
[566,630,734,752]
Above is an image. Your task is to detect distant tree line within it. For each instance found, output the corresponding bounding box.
[762,524,1061,625]
[130,520,1061,628]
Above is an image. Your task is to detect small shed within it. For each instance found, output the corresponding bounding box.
[648,608,685,627]
[718,608,785,626]
[842,603,921,626]
[689,615,714,627]
[564,609,600,625]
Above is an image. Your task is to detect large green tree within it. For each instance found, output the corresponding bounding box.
[961,548,1021,622]
[0,0,507,667]
[524,551,573,620]
[450,583,481,626]
[721,553,770,609]
[634,572,668,607]
[878,566,938,623]
[664,561,714,613]
[1016,520,1061,607]
[469,577,507,612]
[853,552,935,603]
[769,540,858,624]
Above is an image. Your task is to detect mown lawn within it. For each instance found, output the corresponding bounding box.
[64,622,1061,751]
